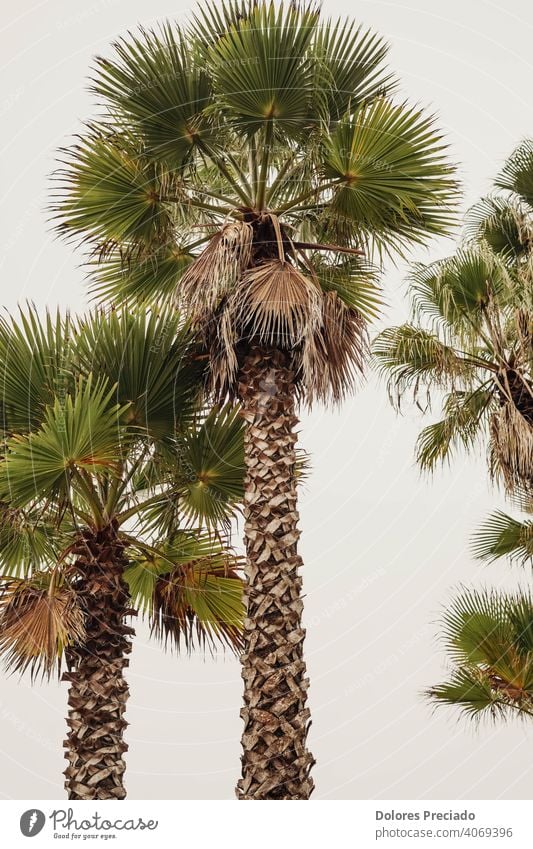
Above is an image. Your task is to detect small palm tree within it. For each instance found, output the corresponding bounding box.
[0,307,244,800]
[373,139,533,492]
[52,0,457,797]
[427,588,533,721]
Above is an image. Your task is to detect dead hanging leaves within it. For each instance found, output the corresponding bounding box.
[175,213,367,404]
[490,402,533,493]
[176,220,253,323]
[0,570,85,680]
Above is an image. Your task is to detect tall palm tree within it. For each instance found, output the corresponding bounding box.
[372,140,533,492]
[52,0,457,798]
[0,307,245,800]
[427,588,533,721]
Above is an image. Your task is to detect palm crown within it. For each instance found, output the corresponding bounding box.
[53,0,457,402]
[373,139,533,492]
[0,306,245,676]
[0,305,246,799]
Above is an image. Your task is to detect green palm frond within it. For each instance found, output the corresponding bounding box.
[53,130,175,249]
[427,588,533,721]
[472,510,533,565]
[125,531,243,651]
[464,196,533,261]
[151,555,243,653]
[428,669,506,719]
[92,24,214,168]
[123,404,244,535]
[74,307,203,439]
[174,404,244,526]
[311,255,382,320]
[0,505,58,578]
[0,307,73,434]
[372,325,474,407]
[415,387,493,471]
[496,139,533,208]
[311,17,395,121]
[124,529,238,611]
[409,246,512,334]
[206,1,319,137]
[88,245,194,304]
[0,376,127,509]
[191,0,268,47]
[324,98,458,257]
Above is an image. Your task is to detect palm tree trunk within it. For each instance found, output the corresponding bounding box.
[62,523,135,800]
[236,345,315,800]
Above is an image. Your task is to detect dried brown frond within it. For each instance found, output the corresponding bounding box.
[230,259,322,346]
[208,259,321,397]
[176,220,253,323]
[302,290,367,404]
[490,402,533,493]
[207,260,369,404]
[0,570,85,680]
[150,555,243,654]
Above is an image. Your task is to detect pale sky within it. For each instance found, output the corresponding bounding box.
[0,0,532,800]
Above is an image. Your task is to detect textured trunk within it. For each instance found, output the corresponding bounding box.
[236,346,315,800]
[62,524,134,800]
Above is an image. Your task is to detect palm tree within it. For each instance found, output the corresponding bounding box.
[427,588,533,721]
[52,0,458,798]
[0,306,245,800]
[373,142,533,727]
[372,140,533,493]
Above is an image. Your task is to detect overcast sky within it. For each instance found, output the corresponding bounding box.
[1,0,532,800]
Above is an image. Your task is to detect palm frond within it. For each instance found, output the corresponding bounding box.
[0,307,73,435]
[53,130,175,249]
[230,258,322,348]
[0,570,85,680]
[472,510,533,565]
[302,290,367,404]
[206,1,319,137]
[415,388,493,471]
[427,669,508,720]
[427,587,533,720]
[311,254,382,320]
[464,195,533,261]
[176,221,253,323]
[74,307,203,439]
[311,17,395,121]
[92,23,213,167]
[372,325,474,408]
[324,98,458,258]
[146,538,244,652]
[0,376,127,508]
[89,245,194,304]
[489,402,533,493]
[174,404,245,526]
[0,505,58,577]
[496,139,533,208]
[408,246,512,334]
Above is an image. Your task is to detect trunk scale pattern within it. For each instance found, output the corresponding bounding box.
[237,346,315,800]
[62,524,134,800]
